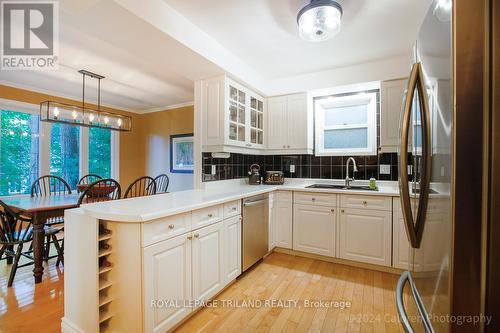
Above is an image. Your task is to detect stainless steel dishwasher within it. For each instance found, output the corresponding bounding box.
[242,194,269,272]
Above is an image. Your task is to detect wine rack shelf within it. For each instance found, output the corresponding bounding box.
[98,222,114,332]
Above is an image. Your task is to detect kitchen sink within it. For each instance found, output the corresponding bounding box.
[305,184,378,191]
[411,188,439,194]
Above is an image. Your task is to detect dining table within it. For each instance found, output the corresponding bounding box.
[1,194,80,283]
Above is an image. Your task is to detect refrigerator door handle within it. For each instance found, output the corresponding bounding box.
[399,62,432,249]
[397,271,435,333]
[396,271,415,333]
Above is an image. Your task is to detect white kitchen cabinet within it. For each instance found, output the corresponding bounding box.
[224,216,241,282]
[380,78,407,152]
[202,75,265,153]
[293,204,336,257]
[192,221,225,303]
[338,208,392,266]
[266,93,312,154]
[274,192,293,249]
[143,233,192,333]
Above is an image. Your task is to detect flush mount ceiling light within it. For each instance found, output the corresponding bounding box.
[297,0,343,42]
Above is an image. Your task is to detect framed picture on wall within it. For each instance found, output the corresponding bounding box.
[170,134,194,173]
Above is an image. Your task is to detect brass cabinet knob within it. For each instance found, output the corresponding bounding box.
[168,224,174,229]
[187,235,193,240]
[363,201,367,205]
[194,234,200,238]
[331,209,335,213]
[208,213,213,218]
[311,197,316,201]
[341,209,345,213]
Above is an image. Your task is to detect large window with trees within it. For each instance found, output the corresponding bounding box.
[0,103,118,196]
[50,123,80,190]
[89,127,112,178]
[0,109,40,196]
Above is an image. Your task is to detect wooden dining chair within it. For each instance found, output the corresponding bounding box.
[78,174,103,186]
[31,175,72,197]
[124,176,157,199]
[77,179,122,205]
[30,175,69,262]
[153,174,170,194]
[0,200,63,286]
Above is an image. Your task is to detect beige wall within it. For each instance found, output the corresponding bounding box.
[0,84,147,188]
[140,106,194,192]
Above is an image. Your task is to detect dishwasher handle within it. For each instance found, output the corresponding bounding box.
[243,199,267,207]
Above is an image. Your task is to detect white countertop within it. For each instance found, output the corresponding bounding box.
[79,179,400,223]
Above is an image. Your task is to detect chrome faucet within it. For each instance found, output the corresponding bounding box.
[345,157,358,188]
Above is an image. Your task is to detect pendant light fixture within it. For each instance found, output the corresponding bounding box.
[40,70,132,131]
[297,0,343,42]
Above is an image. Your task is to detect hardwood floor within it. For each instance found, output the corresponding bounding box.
[176,252,403,333]
[0,252,402,333]
[0,258,64,333]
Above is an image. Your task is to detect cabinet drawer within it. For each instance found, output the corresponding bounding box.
[223,200,241,219]
[275,191,292,202]
[142,212,192,247]
[340,194,391,211]
[192,205,223,229]
[294,192,337,207]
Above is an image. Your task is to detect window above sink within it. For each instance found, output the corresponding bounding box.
[314,90,378,156]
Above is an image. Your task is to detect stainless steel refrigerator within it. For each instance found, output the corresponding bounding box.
[396,0,453,332]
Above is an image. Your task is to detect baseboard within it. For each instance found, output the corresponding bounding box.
[61,318,85,333]
[272,247,403,275]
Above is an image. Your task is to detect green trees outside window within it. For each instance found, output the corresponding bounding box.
[50,123,80,189]
[89,127,111,178]
[0,109,115,196]
[0,110,40,196]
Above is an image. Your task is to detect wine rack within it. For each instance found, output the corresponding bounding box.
[98,222,114,332]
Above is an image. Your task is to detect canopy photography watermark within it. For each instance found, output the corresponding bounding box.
[1,0,59,70]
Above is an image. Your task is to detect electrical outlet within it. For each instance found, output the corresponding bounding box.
[290,164,295,173]
[379,164,390,175]
[211,165,216,175]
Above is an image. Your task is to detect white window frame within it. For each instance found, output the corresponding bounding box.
[0,98,120,185]
[314,92,377,156]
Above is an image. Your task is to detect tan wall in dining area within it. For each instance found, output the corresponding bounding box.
[140,106,194,192]
[0,84,146,188]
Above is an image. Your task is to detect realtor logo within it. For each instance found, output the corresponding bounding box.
[1,1,59,70]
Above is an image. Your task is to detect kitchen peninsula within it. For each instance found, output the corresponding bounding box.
[61,179,433,333]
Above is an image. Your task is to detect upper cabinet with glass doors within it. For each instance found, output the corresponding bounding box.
[202,75,265,153]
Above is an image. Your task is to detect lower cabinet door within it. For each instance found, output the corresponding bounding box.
[338,208,392,266]
[275,199,292,249]
[192,221,225,302]
[143,233,192,333]
[293,204,336,257]
[224,215,241,282]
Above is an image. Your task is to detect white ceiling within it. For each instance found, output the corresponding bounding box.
[1,0,224,112]
[163,0,430,79]
[1,0,431,112]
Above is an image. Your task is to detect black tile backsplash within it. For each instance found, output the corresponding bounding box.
[202,152,400,182]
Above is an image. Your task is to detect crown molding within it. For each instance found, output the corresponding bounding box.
[139,101,194,114]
